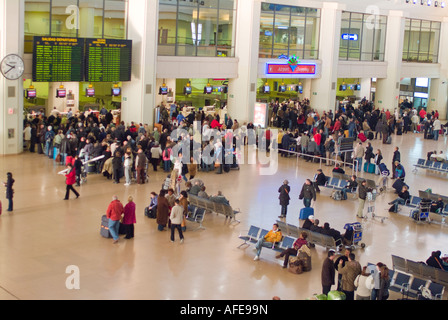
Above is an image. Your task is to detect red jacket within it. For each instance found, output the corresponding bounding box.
[123,202,136,224]
[106,200,124,221]
[211,119,222,129]
[65,168,76,185]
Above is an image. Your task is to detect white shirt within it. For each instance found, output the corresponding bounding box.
[23,127,31,140]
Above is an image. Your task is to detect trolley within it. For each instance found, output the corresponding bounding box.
[366,190,387,223]
[343,222,366,250]
[410,198,432,224]
[79,165,88,185]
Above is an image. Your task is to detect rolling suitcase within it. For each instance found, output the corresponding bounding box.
[368,132,374,140]
[364,162,375,174]
[101,215,111,238]
[299,207,314,220]
[378,163,390,176]
[392,178,409,194]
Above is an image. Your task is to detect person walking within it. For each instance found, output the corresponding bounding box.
[3,172,15,212]
[135,147,148,184]
[338,252,362,300]
[122,196,136,239]
[321,250,336,295]
[278,180,290,218]
[106,195,124,244]
[299,179,316,208]
[169,199,185,243]
[63,163,80,200]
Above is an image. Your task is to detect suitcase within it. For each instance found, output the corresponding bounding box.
[101,215,112,238]
[299,207,314,220]
[358,133,367,142]
[378,163,390,176]
[363,162,375,174]
[392,179,409,194]
[344,130,349,138]
[368,132,374,140]
[385,136,392,144]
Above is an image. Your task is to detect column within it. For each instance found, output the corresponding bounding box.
[0,0,24,155]
[428,17,448,120]
[121,0,158,127]
[227,0,260,124]
[374,10,405,112]
[310,2,341,114]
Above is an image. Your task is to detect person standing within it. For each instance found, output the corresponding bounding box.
[112,151,123,184]
[3,172,15,212]
[156,189,170,231]
[123,152,132,186]
[23,123,32,151]
[354,266,372,300]
[356,180,369,218]
[378,264,391,300]
[353,142,364,172]
[338,252,362,300]
[433,117,441,141]
[299,179,316,208]
[63,163,80,200]
[106,195,124,244]
[135,147,148,184]
[122,196,136,239]
[169,199,185,243]
[392,147,400,177]
[278,180,290,218]
[321,250,336,295]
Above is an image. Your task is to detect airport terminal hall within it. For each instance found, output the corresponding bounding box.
[2,0,448,303]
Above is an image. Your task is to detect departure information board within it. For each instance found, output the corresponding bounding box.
[85,38,132,82]
[32,36,84,82]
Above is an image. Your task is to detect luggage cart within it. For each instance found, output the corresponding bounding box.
[410,199,432,224]
[376,171,389,195]
[366,190,387,223]
[343,222,366,250]
[80,165,88,185]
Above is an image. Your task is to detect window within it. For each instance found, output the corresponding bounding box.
[339,11,387,62]
[403,18,440,63]
[158,0,237,57]
[24,0,128,53]
[259,3,320,60]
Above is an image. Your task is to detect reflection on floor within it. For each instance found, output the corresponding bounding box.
[0,132,447,300]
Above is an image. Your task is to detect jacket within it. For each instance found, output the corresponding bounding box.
[339,260,362,292]
[65,168,76,185]
[300,183,316,201]
[264,229,282,243]
[106,200,124,221]
[122,201,136,224]
[278,184,291,206]
[156,195,170,226]
[321,257,336,287]
[170,205,184,225]
[358,184,369,200]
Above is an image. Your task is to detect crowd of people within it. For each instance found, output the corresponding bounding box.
[16,96,448,299]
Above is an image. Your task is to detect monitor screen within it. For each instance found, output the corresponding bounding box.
[159,86,168,95]
[204,86,213,94]
[184,86,192,95]
[339,85,346,91]
[356,84,361,91]
[86,88,95,97]
[26,89,36,99]
[111,88,121,96]
[56,89,66,98]
[263,85,270,93]
[278,85,286,92]
[416,78,429,87]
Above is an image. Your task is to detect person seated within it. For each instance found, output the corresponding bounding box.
[426,251,448,270]
[430,196,445,213]
[146,192,158,217]
[321,222,343,244]
[309,219,322,233]
[209,191,230,205]
[198,186,209,199]
[254,223,283,261]
[313,169,327,193]
[427,150,437,161]
[188,180,202,196]
[275,232,308,268]
[387,185,410,212]
[342,228,354,246]
[302,215,315,230]
[341,175,358,200]
[332,163,345,174]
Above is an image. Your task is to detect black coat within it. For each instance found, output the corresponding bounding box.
[278,184,291,206]
[5,178,14,199]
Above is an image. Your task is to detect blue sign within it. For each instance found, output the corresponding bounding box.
[341,33,359,41]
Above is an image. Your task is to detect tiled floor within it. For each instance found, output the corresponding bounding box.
[0,131,447,300]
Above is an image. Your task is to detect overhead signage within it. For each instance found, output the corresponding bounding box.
[341,33,359,41]
[266,55,316,75]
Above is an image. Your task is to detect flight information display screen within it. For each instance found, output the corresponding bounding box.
[32,36,85,82]
[85,38,132,82]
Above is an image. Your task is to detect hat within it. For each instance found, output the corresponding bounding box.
[308,215,315,220]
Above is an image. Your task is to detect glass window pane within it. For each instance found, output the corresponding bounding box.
[361,19,374,61]
[104,0,127,39]
[259,12,274,57]
[78,0,104,38]
[197,7,218,56]
[219,0,235,10]
[274,4,291,15]
[373,22,386,61]
[273,14,290,53]
[304,16,319,60]
[51,0,79,37]
[158,4,177,55]
[217,8,234,55]
[289,16,305,53]
[429,27,440,63]
[25,0,51,53]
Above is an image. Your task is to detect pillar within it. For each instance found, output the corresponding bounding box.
[428,17,448,120]
[0,0,24,155]
[374,10,405,112]
[121,0,158,127]
[310,2,341,114]
[227,0,260,124]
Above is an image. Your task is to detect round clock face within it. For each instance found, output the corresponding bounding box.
[1,54,25,80]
